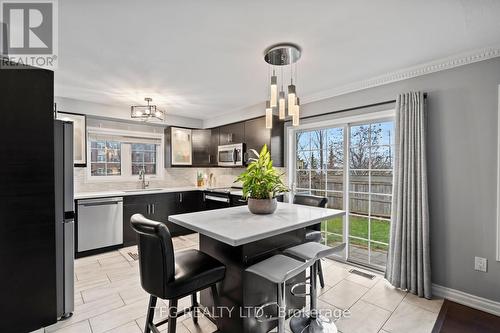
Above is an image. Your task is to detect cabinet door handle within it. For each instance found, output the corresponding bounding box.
[208,154,211,163]
[147,204,150,215]
[179,193,183,203]
[151,204,155,215]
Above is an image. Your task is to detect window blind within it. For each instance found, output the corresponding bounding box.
[88,133,161,145]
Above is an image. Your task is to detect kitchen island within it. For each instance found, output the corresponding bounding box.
[169,202,344,333]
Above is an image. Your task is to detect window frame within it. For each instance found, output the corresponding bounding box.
[131,143,158,176]
[89,139,122,177]
[287,109,395,268]
[86,127,164,183]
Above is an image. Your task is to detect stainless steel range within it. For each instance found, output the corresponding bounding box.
[204,187,247,209]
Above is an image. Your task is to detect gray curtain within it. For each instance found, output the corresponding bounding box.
[385,92,432,299]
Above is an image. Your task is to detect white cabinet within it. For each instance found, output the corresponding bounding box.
[171,127,192,166]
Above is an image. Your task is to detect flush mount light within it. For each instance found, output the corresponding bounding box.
[264,43,302,127]
[130,97,165,122]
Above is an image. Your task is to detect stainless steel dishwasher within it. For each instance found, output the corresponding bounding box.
[77,197,123,252]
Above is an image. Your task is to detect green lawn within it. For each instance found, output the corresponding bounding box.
[322,216,389,251]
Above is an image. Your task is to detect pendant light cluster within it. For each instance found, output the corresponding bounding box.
[264,43,302,128]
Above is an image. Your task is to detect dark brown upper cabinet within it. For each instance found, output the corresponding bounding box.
[243,117,270,161]
[209,128,219,165]
[165,116,283,168]
[192,129,211,166]
[219,122,245,145]
[243,115,283,167]
[192,129,219,166]
[270,115,284,167]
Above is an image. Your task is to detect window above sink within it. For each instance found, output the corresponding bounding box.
[87,127,164,182]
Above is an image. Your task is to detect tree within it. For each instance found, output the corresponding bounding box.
[311,130,326,169]
[349,124,390,170]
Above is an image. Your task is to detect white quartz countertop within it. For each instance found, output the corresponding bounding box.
[169,202,345,246]
[75,186,206,200]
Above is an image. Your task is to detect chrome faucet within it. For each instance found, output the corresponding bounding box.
[138,168,150,189]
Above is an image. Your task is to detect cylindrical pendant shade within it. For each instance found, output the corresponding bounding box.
[278,91,286,120]
[288,84,296,116]
[265,100,273,129]
[292,97,300,126]
[270,75,278,108]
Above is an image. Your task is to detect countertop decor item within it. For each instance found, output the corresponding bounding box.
[235,144,288,214]
[197,170,205,187]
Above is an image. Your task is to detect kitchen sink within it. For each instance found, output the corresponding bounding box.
[123,188,164,192]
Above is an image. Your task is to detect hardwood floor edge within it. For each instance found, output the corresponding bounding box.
[431,299,450,333]
[432,284,500,317]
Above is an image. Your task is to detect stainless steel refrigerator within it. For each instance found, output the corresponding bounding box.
[54,120,75,319]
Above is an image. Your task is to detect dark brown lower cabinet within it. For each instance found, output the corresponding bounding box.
[123,199,150,247]
[123,191,206,246]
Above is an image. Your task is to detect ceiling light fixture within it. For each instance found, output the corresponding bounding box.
[265,100,273,129]
[130,97,165,122]
[264,43,302,128]
[293,97,300,127]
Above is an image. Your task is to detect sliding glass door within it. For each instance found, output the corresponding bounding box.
[296,128,345,250]
[294,118,394,270]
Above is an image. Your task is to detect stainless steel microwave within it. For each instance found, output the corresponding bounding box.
[218,143,245,167]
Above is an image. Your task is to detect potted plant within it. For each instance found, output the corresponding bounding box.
[235,144,289,214]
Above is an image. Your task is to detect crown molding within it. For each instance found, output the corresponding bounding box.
[302,45,500,105]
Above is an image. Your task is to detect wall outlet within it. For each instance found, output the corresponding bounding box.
[474,256,488,272]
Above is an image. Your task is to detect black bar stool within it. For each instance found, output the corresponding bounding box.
[246,254,316,333]
[284,242,346,333]
[130,214,226,333]
[293,194,328,288]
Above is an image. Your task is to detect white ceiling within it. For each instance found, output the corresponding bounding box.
[55,0,500,121]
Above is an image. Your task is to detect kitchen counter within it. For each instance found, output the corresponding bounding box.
[75,186,206,200]
[169,202,344,246]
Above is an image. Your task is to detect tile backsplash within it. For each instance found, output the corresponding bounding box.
[74,167,247,193]
[74,167,288,194]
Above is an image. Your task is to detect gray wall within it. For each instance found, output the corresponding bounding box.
[299,57,500,302]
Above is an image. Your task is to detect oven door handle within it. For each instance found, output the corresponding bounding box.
[232,148,237,164]
[204,194,230,203]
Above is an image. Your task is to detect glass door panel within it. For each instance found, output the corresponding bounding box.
[346,121,394,269]
[294,121,393,270]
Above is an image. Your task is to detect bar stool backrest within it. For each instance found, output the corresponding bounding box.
[294,194,328,232]
[130,214,175,298]
[293,194,328,208]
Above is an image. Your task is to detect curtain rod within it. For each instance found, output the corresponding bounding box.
[289,93,427,122]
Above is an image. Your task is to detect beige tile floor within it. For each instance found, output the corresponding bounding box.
[37,233,443,333]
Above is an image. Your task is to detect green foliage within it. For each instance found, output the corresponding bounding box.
[235,144,289,199]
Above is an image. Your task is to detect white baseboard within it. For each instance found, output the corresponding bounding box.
[432,284,500,316]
